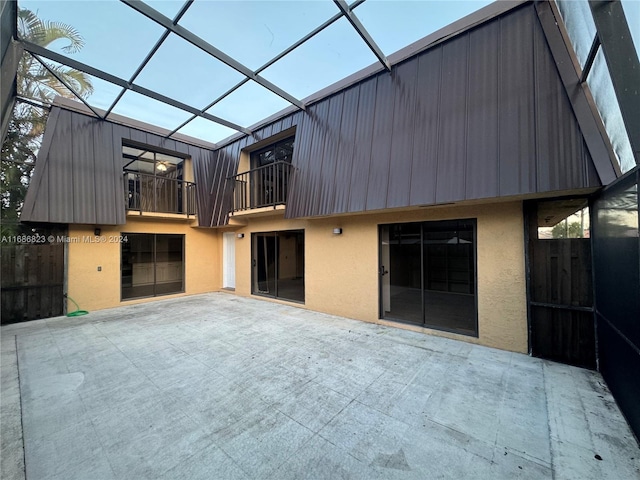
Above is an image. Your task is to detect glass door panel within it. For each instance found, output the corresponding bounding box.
[382,223,422,325]
[253,232,277,295]
[380,220,477,336]
[277,230,305,302]
[252,230,305,302]
[423,221,476,335]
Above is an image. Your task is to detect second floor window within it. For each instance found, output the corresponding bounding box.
[123,144,195,215]
[248,137,294,209]
[251,137,294,168]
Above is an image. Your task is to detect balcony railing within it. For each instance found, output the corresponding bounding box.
[229,161,293,212]
[124,172,196,215]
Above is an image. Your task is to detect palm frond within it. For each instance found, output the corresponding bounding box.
[41,21,85,53]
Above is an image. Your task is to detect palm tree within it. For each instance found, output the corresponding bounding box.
[17,7,93,104]
[1,8,93,236]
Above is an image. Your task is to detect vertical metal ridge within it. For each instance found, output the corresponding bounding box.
[21,107,60,222]
[410,46,441,207]
[463,31,470,201]
[386,58,418,209]
[436,33,468,203]
[332,84,360,214]
[466,20,499,200]
[365,73,394,211]
[530,4,539,195]
[318,92,344,216]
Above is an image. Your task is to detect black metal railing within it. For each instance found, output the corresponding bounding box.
[124,172,196,215]
[229,161,293,212]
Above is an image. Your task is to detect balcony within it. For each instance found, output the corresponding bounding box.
[124,172,196,216]
[229,161,293,213]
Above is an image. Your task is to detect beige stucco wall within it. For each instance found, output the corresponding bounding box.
[231,201,528,353]
[66,216,221,312]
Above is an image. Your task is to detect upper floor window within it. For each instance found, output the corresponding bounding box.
[123,145,185,178]
[122,144,196,215]
[230,136,295,212]
[250,137,294,168]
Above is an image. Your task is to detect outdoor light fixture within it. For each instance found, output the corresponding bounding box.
[333,228,342,235]
[237,233,245,239]
[94,228,101,236]
[156,163,167,172]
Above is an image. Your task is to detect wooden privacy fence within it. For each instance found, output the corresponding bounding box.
[1,243,64,324]
[529,238,595,369]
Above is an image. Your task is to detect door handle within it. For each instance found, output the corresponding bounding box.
[380,265,388,276]
[252,259,256,267]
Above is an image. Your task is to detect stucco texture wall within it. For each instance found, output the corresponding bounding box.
[67,217,220,312]
[231,201,527,353]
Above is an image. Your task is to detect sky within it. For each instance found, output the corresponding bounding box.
[17,0,640,145]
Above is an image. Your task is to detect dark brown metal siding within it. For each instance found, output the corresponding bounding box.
[347,77,377,213]
[436,34,469,203]
[332,87,359,213]
[306,101,330,216]
[22,108,58,222]
[315,93,344,216]
[409,47,442,206]
[206,3,609,223]
[499,6,537,196]
[466,21,500,200]
[286,110,313,218]
[533,17,590,193]
[48,110,74,222]
[366,73,395,211]
[71,113,96,223]
[22,107,218,226]
[386,59,418,209]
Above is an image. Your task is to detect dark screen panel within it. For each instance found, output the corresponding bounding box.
[593,178,639,344]
[592,169,640,440]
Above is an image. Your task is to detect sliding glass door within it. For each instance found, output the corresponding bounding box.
[121,233,184,300]
[380,220,477,336]
[252,230,304,303]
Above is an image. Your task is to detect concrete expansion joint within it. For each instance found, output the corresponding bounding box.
[14,335,27,480]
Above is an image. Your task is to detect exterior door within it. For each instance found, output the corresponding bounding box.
[223,232,236,289]
[379,220,477,336]
[251,230,304,302]
[526,199,595,369]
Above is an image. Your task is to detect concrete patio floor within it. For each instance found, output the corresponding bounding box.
[1,293,639,480]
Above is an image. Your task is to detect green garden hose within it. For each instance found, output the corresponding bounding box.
[65,294,89,317]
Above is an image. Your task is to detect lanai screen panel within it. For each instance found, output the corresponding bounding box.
[592,167,640,439]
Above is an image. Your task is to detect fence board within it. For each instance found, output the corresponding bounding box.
[1,243,64,323]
